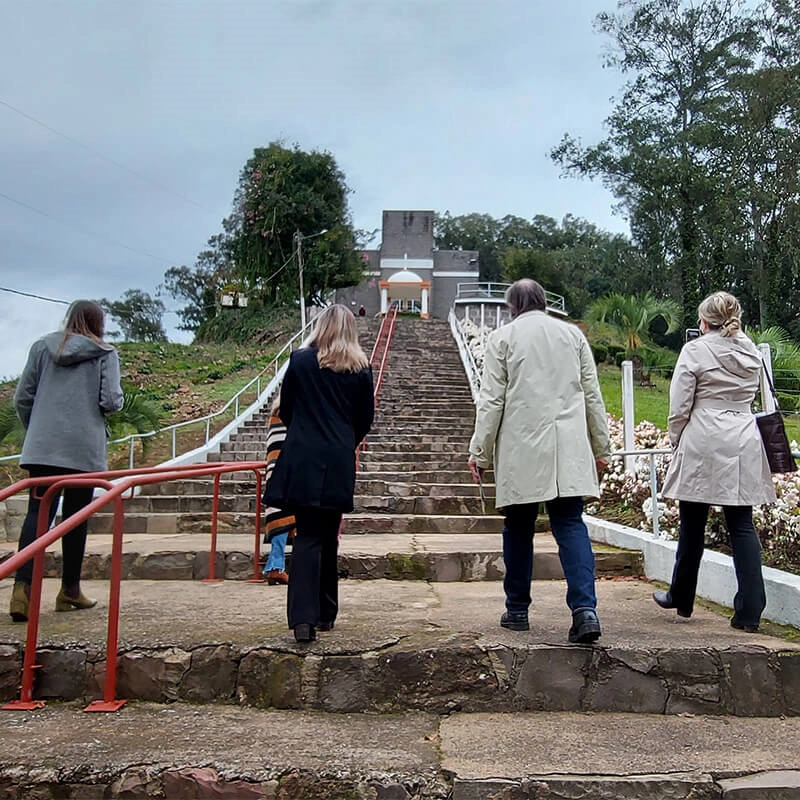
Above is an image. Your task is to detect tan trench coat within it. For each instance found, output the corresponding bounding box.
[469,310,611,509]
[660,331,775,506]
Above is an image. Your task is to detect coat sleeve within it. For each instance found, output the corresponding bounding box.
[13,342,42,428]
[579,335,612,459]
[353,368,375,446]
[100,349,125,414]
[667,348,697,447]
[468,331,507,469]
[278,355,298,427]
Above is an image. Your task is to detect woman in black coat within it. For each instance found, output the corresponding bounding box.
[265,304,374,642]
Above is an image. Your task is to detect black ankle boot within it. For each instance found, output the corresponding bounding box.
[293,623,316,642]
[652,590,692,618]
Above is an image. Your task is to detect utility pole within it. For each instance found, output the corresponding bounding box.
[295,231,306,330]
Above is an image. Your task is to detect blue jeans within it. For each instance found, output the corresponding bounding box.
[264,532,288,573]
[502,497,597,616]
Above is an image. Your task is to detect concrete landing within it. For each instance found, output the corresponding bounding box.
[0,579,797,716]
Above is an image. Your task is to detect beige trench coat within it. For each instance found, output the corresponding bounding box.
[660,331,775,506]
[469,310,611,510]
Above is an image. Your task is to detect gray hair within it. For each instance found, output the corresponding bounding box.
[698,291,742,337]
[505,279,546,318]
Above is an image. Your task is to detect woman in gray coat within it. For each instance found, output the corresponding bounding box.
[9,300,124,622]
[654,291,775,632]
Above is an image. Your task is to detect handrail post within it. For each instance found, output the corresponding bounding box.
[248,468,265,583]
[3,486,58,710]
[205,417,211,444]
[171,427,177,459]
[129,439,135,470]
[203,473,223,583]
[85,495,127,712]
[649,452,660,539]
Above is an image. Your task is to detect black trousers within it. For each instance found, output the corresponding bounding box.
[670,501,766,627]
[16,465,94,587]
[287,506,342,629]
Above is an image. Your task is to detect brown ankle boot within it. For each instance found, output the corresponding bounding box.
[265,569,289,586]
[55,587,97,612]
[9,582,30,622]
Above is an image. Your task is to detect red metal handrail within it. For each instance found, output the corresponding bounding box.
[355,304,399,471]
[0,460,266,712]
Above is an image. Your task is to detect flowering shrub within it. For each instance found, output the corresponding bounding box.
[590,417,800,574]
[461,318,488,369]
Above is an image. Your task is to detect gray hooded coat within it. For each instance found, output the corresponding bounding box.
[14,332,124,472]
[660,330,775,507]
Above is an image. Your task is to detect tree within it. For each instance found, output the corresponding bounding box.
[552,0,761,321]
[228,142,363,307]
[161,232,234,331]
[586,292,682,352]
[102,290,167,342]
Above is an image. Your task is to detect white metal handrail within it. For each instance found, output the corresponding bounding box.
[449,309,481,403]
[455,282,566,315]
[0,318,315,467]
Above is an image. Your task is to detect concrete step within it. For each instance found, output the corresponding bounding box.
[2,532,639,583]
[354,495,497,515]
[0,578,797,716]
[3,705,800,799]
[85,511,512,536]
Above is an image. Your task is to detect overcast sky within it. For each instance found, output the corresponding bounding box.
[0,0,628,378]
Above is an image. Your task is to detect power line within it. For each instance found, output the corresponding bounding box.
[0,286,69,305]
[0,98,211,212]
[0,190,180,265]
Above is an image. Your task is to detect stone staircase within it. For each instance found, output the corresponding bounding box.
[2,316,800,798]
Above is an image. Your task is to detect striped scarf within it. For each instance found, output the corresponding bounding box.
[264,413,296,543]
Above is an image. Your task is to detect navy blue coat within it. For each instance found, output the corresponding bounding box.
[264,347,374,512]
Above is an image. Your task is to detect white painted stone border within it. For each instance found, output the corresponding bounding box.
[585,514,800,628]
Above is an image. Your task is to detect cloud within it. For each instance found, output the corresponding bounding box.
[0,0,626,378]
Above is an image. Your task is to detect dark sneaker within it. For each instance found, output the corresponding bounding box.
[568,609,602,644]
[731,619,760,633]
[500,611,529,631]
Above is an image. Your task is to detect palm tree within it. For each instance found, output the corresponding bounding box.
[108,390,163,451]
[746,326,800,371]
[586,293,682,353]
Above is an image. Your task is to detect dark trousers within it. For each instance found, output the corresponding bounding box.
[16,465,94,587]
[503,497,597,616]
[287,506,342,629]
[670,501,766,626]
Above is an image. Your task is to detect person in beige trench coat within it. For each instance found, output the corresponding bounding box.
[654,291,775,632]
[468,279,612,643]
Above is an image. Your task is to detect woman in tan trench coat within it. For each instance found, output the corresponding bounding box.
[654,291,775,632]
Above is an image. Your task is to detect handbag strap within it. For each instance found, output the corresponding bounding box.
[761,359,781,411]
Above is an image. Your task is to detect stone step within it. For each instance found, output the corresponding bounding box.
[3,705,800,799]
[0,578,797,716]
[2,532,638,583]
[354,495,497,515]
[85,511,512,535]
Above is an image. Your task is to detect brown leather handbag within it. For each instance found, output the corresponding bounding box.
[756,364,797,474]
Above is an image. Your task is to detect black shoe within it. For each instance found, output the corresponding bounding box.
[500,611,529,631]
[568,609,602,644]
[652,590,692,618]
[293,623,316,642]
[317,620,335,632]
[731,619,760,633]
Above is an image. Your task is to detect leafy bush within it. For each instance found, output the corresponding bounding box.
[591,343,609,364]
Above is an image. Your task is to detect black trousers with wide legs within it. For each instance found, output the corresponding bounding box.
[15,465,94,587]
[670,501,766,627]
[287,506,342,630]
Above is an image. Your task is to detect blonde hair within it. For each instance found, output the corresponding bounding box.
[308,304,369,373]
[698,291,742,337]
